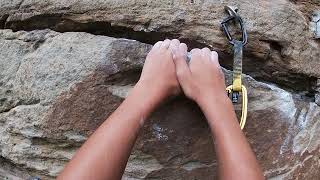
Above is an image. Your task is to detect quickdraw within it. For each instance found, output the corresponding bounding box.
[221,6,248,130]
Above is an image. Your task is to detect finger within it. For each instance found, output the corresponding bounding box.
[169,39,180,52]
[173,43,191,85]
[211,51,219,65]
[211,51,223,75]
[190,48,201,54]
[161,39,171,49]
[173,43,188,66]
[152,41,162,49]
[201,47,211,56]
[190,48,201,63]
[189,48,203,73]
[179,43,188,53]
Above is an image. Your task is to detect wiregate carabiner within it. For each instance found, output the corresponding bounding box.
[226,85,248,130]
[221,6,248,46]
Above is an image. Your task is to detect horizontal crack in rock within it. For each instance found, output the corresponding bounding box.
[0,98,40,114]
[0,14,9,29]
[0,14,318,102]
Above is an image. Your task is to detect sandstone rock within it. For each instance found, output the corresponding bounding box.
[0,29,319,179]
[0,157,30,180]
[0,29,148,178]
[0,0,319,94]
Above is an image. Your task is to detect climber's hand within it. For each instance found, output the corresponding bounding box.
[173,47,227,104]
[137,39,181,99]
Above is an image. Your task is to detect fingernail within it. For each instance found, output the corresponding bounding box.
[211,51,217,62]
[211,51,214,58]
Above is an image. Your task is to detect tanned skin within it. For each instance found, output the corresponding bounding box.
[58,39,264,180]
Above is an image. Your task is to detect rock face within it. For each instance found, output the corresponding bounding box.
[0,0,320,93]
[0,29,319,180]
[0,0,319,179]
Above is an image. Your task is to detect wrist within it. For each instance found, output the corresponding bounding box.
[119,82,164,126]
[196,93,235,126]
[136,79,170,100]
[196,91,230,108]
[132,81,167,106]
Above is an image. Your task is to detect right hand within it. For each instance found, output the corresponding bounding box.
[172,47,228,105]
[137,39,182,101]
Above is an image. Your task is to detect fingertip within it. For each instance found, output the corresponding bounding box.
[171,39,180,45]
[211,51,218,61]
[179,43,188,52]
[191,48,200,54]
[202,47,211,51]
[169,39,180,51]
[211,51,218,58]
[153,41,163,49]
[161,39,171,49]
[201,47,211,56]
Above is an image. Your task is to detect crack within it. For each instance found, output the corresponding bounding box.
[0,156,31,179]
[0,13,318,102]
[0,14,9,29]
[30,38,46,50]
[4,13,178,45]
[3,13,209,50]
[181,160,216,171]
[17,0,25,9]
[260,18,290,37]
[30,136,82,149]
[1,153,60,179]
[0,98,40,114]
[260,40,283,55]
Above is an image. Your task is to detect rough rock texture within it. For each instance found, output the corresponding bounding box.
[0,0,320,94]
[0,29,319,180]
[0,0,320,179]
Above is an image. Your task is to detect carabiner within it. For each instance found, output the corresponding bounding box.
[221,6,248,46]
[226,85,248,129]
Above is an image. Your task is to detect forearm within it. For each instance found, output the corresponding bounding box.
[198,95,264,180]
[58,82,163,180]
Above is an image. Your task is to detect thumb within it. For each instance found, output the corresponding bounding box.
[172,43,191,85]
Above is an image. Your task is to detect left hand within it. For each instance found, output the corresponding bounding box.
[137,39,187,99]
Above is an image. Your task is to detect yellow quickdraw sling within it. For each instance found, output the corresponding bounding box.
[221,6,248,130]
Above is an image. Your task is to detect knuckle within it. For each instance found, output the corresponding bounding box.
[176,52,186,59]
